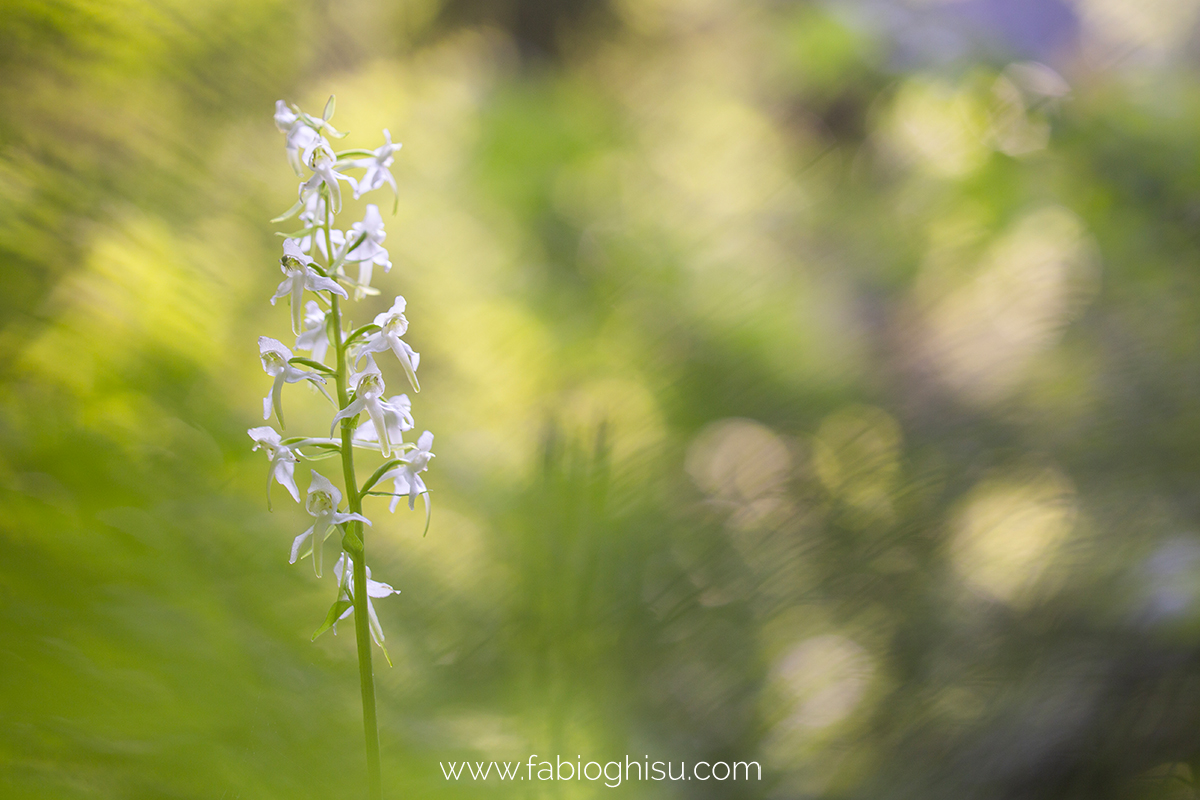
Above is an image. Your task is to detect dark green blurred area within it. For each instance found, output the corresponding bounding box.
[5,0,1200,798]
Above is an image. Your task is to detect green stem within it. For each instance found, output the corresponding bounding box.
[326,204,383,800]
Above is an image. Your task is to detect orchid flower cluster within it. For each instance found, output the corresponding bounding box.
[250,96,435,678]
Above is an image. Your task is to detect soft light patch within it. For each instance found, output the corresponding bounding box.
[915,205,1098,404]
[771,634,873,729]
[883,78,990,178]
[686,418,791,503]
[950,468,1076,605]
[1074,0,1200,57]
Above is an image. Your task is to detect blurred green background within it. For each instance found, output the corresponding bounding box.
[5,0,1200,797]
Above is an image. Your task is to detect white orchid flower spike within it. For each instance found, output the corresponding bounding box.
[265,96,432,794]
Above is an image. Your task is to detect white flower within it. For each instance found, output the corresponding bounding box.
[290,471,371,578]
[299,226,346,262]
[353,393,413,447]
[358,296,420,393]
[294,100,347,141]
[300,138,356,215]
[271,238,348,334]
[273,99,297,133]
[330,356,397,456]
[298,190,326,228]
[259,336,327,428]
[347,204,389,261]
[382,430,435,513]
[349,129,400,200]
[344,204,392,299]
[275,100,320,176]
[295,300,330,364]
[331,552,398,648]
[248,425,300,508]
[294,192,346,262]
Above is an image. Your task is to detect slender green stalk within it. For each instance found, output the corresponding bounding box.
[325,209,383,800]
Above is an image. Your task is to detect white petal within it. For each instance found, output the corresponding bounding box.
[248,426,280,447]
[365,399,391,457]
[283,365,324,384]
[311,514,331,577]
[367,598,385,646]
[275,459,300,503]
[290,280,305,335]
[274,100,297,132]
[290,526,314,563]
[259,336,293,359]
[271,374,286,428]
[270,275,295,305]
[307,272,349,299]
[282,238,314,266]
[330,397,367,436]
[389,338,420,393]
[366,577,397,598]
